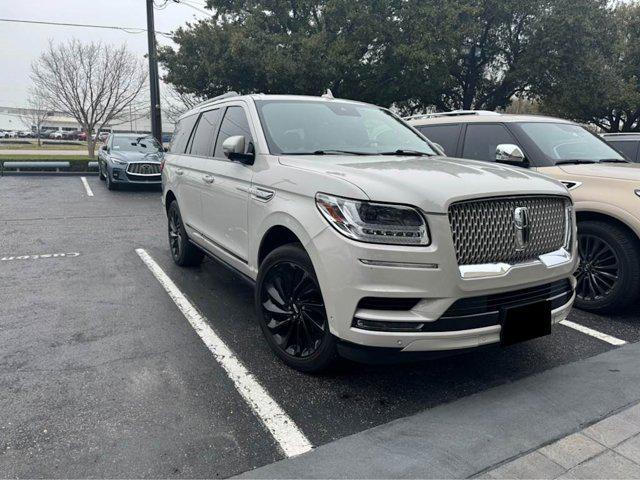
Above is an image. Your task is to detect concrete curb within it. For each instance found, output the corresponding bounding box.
[239,342,640,479]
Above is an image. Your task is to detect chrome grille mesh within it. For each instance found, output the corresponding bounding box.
[126,162,161,175]
[448,196,569,265]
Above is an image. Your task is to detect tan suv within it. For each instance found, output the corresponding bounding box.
[408,111,640,313]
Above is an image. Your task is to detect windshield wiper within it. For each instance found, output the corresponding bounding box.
[599,158,629,164]
[555,160,598,165]
[378,149,433,156]
[283,150,370,156]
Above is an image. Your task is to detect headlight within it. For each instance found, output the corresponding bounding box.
[111,157,127,165]
[315,193,430,245]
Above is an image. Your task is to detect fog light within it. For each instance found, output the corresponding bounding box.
[113,171,119,178]
[354,318,424,332]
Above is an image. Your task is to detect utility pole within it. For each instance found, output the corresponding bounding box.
[146,0,162,143]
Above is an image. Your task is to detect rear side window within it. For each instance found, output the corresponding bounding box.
[608,140,639,162]
[214,106,254,158]
[415,124,461,156]
[169,113,198,154]
[190,109,222,157]
[462,124,518,162]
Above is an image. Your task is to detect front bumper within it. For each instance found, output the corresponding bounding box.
[307,213,578,352]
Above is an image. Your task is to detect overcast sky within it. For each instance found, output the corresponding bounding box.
[0,0,210,107]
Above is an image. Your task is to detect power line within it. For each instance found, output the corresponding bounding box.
[171,0,214,17]
[0,18,171,36]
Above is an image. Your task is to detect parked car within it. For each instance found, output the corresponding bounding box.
[17,130,33,138]
[2,130,17,138]
[602,133,640,163]
[62,130,80,140]
[98,133,164,190]
[48,131,63,139]
[97,131,110,143]
[77,131,87,141]
[408,111,640,314]
[163,94,578,372]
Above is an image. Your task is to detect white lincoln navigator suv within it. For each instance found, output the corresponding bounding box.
[162,93,578,372]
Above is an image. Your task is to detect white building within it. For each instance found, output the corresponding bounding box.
[0,106,174,135]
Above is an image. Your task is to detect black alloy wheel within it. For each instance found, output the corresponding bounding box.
[574,220,640,313]
[168,205,183,261]
[576,234,619,302]
[256,244,337,372]
[167,201,204,267]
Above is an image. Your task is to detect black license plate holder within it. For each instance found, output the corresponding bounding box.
[500,300,552,347]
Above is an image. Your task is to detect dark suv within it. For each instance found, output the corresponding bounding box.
[602,133,640,163]
[98,133,164,190]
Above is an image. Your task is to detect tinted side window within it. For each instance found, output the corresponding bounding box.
[608,140,639,162]
[416,124,461,156]
[462,124,518,162]
[190,109,222,157]
[170,113,198,154]
[214,106,254,158]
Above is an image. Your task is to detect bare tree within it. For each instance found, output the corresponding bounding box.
[162,84,202,124]
[19,90,53,147]
[30,39,147,157]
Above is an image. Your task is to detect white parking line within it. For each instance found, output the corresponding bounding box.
[135,248,313,458]
[560,319,627,346]
[80,176,94,197]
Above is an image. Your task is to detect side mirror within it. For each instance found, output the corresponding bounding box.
[101,145,107,151]
[163,147,169,152]
[496,144,526,165]
[222,135,254,164]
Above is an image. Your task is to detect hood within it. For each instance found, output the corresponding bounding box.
[558,162,640,181]
[111,150,163,163]
[278,155,568,213]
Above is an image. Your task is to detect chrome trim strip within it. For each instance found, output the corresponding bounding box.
[459,248,572,279]
[359,259,439,269]
[185,223,248,264]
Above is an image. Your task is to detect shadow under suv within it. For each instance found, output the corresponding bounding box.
[162,95,577,372]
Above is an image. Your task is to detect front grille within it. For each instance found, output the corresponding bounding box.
[449,195,569,265]
[126,162,161,175]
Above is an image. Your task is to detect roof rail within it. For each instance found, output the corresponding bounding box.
[404,110,501,121]
[601,132,640,136]
[197,91,240,108]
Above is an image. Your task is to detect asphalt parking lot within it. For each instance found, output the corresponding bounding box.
[1,175,639,478]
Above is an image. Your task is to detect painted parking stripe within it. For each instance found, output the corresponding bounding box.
[135,248,312,458]
[80,176,94,197]
[560,319,627,346]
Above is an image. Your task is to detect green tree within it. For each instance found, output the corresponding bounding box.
[533,0,639,132]
[159,0,457,110]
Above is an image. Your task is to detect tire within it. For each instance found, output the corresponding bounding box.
[98,162,106,181]
[105,171,117,190]
[167,200,204,267]
[255,244,338,373]
[575,220,640,313]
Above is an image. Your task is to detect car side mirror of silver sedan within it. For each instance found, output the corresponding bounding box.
[222,135,255,165]
[496,144,526,165]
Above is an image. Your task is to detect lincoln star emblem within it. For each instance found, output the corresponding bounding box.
[513,207,530,251]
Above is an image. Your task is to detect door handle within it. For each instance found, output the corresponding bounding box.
[175,168,184,176]
[203,174,215,184]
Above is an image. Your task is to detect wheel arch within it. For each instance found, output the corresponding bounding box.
[576,210,640,244]
[164,190,177,215]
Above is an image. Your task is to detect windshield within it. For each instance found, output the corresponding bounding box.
[112,135,162,153]
[518,122,624,164]
[254,100,436,156]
